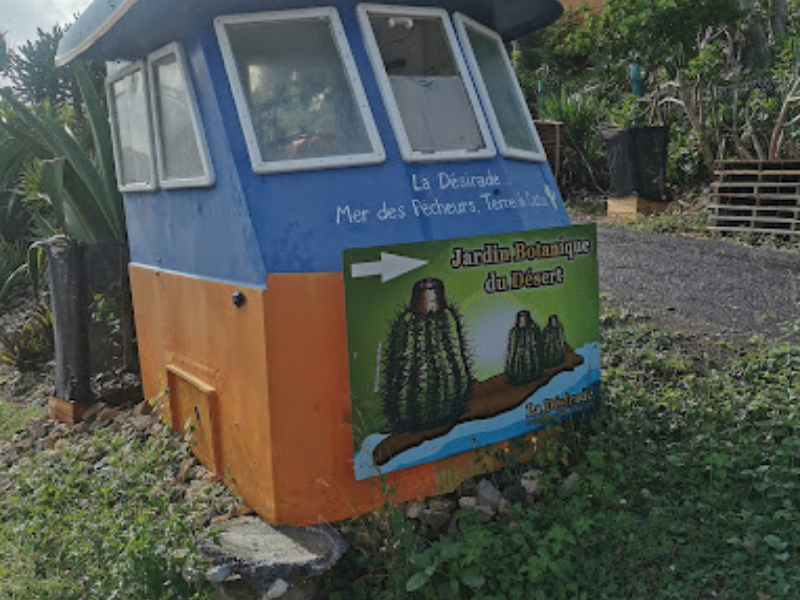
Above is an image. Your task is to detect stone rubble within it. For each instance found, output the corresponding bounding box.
[0,397,348,600]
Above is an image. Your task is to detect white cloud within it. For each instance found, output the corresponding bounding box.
[1,0,88,47]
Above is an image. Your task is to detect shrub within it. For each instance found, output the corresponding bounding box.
[0,304,54,370]
[538,90,609,191]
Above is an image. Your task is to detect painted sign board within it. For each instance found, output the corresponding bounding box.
[343,224,601,480]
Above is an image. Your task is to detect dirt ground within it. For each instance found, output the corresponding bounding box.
[597,226,800,342]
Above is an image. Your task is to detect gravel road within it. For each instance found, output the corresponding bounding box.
[597,226,800,341]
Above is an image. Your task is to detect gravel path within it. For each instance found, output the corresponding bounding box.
[598,226,800,341]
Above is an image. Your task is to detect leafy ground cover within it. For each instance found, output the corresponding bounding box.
[0,394,42,443]
[327,310,800,600]
[1,309,797,600]
[0,408,237,600]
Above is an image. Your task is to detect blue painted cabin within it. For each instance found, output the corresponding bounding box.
[58,0,580,525]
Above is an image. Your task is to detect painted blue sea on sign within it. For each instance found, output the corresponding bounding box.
[354,342,601,479]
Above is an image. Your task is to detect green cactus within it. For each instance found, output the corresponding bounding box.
[543,314,567,368]
[381,279,473,433]
[504,310,543,385]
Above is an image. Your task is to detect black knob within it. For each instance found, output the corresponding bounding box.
[232,291,247,308]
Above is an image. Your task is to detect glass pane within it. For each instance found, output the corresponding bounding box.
[152,54,205,181]
[111,70,153,186]
[466,26,540,153]
[225,18,372,163]
[370,14,485,153]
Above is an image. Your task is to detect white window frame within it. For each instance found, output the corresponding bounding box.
[357,3,496,163]
[214,7,386,175]
[147,42,216,189]
[106,61,157,192]
[454,13,547,163]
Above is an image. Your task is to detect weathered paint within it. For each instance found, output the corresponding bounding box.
[73,0,583,526]
[131,264,528,525]
[124,13,570,283]
[57,0,564,65]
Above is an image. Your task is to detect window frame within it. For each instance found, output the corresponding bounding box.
[214,7,386,175]
[454,13,547,163]
[357,3,496,163]
[147,42,216,189]
[106,61,158,193]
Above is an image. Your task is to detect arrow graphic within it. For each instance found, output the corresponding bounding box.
[352,252,428,283]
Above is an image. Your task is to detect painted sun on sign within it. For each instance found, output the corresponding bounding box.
[343,224,601,480]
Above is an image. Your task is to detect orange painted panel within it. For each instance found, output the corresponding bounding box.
[130,266,277,519]
[130,266,522,526]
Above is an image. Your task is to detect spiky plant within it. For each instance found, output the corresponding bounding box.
[504,310,544,385]
[543,314,567,368]
[381,279,473,433]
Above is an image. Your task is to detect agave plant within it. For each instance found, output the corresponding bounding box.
[0,61,125,244]
[538,89,609,191]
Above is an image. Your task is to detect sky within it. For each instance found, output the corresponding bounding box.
[1,0,88,48]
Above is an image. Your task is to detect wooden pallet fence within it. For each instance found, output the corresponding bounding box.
[709,160,800,236]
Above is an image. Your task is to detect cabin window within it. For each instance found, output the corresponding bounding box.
[107,62,156,191]
[358,4,495,163]
[454,14,546,162]
[215,8,385,174]
[148,43,215,188]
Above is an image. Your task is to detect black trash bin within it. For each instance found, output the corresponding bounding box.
[602,126,669,202]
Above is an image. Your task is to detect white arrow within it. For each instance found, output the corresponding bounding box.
[352,252,428,283]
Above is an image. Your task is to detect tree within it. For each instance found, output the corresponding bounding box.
[0,31,8,72]
[4,25,105,116]
[0,62,125,243]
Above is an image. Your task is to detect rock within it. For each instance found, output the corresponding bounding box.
[560,472,581,494]
[130,415,156,431]
[419,509,450,533]
[458,496,477,510]
[231,503,255,518]
[212,504,256,526]
[133,400,153,416]
[202,516,347,597]
[14,438,33,453]
[98,407,120,422]
[176,457,197,483]
[81,403,103,423]
[476,479,502,511]
[266,578,289,598]
[456,479,477,496]
[199,468,218,485]
[30,422,48,440]
[458,496,478,510]
[428,498,456,514]
[405,500,424,520]
[471,505,496,522]
[498,499,511,515]
[186,479,210,499]
[521,470,543,497]
[206,564,235,584]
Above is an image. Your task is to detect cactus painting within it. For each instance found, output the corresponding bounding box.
[344,224,600,479]
[543,314,567,368]
[381,278,473,433]
[504,310,543,385]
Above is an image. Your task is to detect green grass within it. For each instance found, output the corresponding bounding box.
[327,311,800,600]
[0,421,232,600]
[0,394,43,442]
